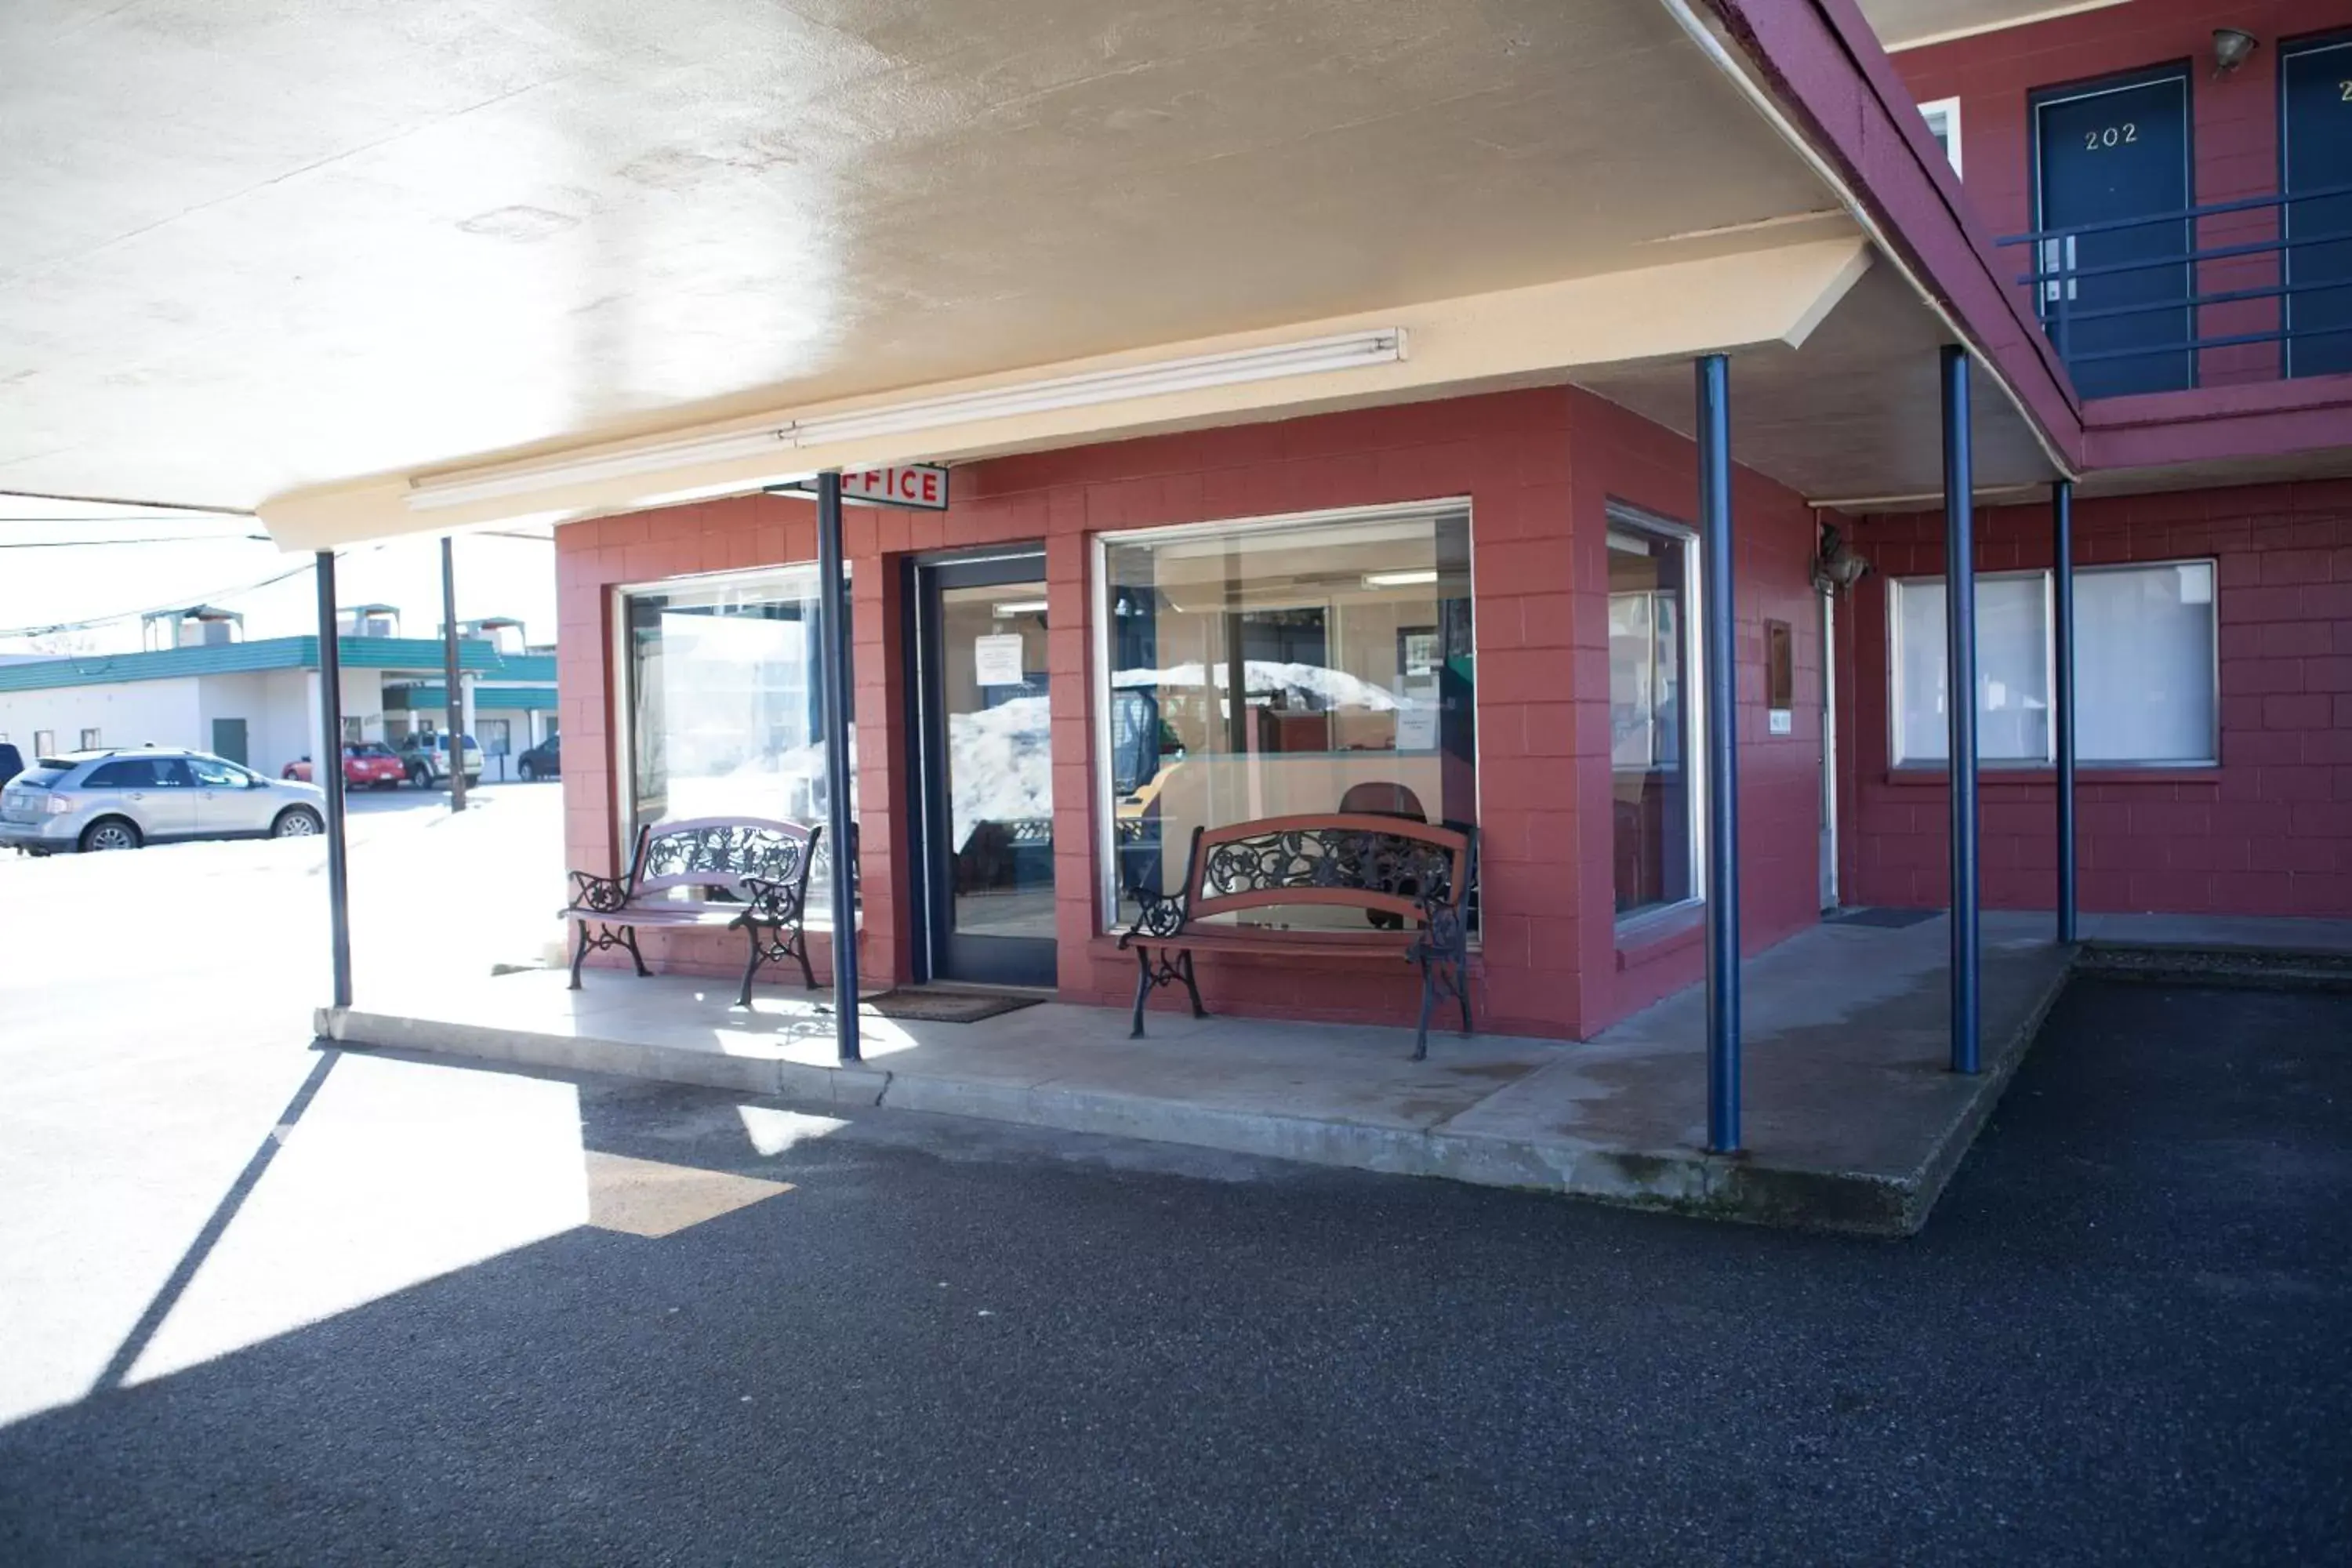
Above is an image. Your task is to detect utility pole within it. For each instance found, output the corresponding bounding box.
[441,536,466,812]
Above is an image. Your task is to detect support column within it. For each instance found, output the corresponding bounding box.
[441,537,466,811]
[815,470,862,1064]
[314,552,353,1011]
[1941,346,1980,1074]
[1697,353,1742,1154]
[2052,479,2078,945]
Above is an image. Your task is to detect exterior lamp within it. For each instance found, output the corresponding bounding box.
[1812,523,1868,594]
[2211,28,2259,78]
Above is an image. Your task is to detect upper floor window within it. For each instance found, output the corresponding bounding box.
[1916,96,1962,176]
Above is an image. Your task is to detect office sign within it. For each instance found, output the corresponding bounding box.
[841,465,949,510]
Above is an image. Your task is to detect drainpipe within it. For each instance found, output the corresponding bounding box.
[314,552,353,1011]
[1697,353,1742,1154]
[1941,346,1980,1075]
[815,470,862,1063]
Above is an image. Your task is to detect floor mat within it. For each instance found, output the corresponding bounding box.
[858,987,1046,1023]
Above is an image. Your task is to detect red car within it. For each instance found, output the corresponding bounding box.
[283,742,407,789]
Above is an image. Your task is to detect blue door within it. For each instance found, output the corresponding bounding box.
[2033,67,2193,397]
[2284,35,2352,378]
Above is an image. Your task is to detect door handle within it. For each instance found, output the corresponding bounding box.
[127,792,145,800]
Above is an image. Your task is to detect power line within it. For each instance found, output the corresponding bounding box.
[0,535,271,549]
[0,556,336,639]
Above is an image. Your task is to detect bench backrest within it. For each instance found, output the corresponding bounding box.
[1181,812,1474,925]
[630,816,819,900]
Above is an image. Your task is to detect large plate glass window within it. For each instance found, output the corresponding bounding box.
[1608,515,1700,920]
[1890,561,2215,767]
[1098,503,1475,931]
[620,564,855,920]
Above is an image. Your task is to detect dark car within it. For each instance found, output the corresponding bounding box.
[0,742,22,789]
[516,733,561,781]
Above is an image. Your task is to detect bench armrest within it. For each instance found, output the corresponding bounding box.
[735,874,808,929]
[1405,894,1468,967]
[1116,884,1189,949]
[567,869,630,913]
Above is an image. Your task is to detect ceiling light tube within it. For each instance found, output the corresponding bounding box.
[789,329,1408,446]
[1362,568,1439,588]
[992,599,1050,617]
[406,329,1406,514]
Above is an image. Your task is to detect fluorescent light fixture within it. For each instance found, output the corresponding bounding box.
[407,329,1406,514]
[789,330,1408,446]
[1361,568,1438,589]
[992,599,1049,617]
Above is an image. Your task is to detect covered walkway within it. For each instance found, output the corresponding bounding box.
[321,912,2084,1235]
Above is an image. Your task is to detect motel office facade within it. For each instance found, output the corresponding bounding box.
[547,2,2352,1041]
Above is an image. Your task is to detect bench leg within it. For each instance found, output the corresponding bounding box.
[736,933,764,1009]
[568,920,590,989]
[619,926,650,978]
[1179,950,1207,1019]
[1129,946,1152,1039]
[793,927,816,990]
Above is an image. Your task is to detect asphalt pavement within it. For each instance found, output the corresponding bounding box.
[0,952,2345,1563]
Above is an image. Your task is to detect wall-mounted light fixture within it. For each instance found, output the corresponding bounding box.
[2212,27,2259,78]
[1812,523,1868,594]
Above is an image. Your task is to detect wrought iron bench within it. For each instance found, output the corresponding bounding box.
[561,817,822,1007]
[1118,812,1476,1059]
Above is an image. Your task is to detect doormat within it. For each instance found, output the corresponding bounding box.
[1823,907,1943,929]
[858,988,1046,1023]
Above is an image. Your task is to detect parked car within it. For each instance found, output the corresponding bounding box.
[395,731,483,788]
[0,748,325,854]
[515,733,561,781]
[283,742,407,789]
[0,742,22,789]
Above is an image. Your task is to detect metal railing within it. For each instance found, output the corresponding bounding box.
[1996,180,2352,380]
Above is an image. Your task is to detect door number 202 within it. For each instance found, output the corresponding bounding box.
[2085,122,2137,150]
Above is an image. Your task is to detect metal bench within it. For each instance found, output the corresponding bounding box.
[1118,812,1476,1058]
[561,816,821,1007]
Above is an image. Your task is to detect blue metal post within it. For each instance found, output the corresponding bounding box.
[314,551,353,1011]
[1697,354,1741,1152]
[1941,346,1980,1075]
[815,470,862,1063]
[2052,479,2077,945]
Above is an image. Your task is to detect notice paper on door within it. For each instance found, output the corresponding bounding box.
[974,633,1027,687]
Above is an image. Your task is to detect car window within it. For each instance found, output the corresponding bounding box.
[152,759,196,788]
[187,757,245,788]
[82,760,139,789]
[13,767,69,789]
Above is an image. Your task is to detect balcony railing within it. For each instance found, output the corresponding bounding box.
[1997,182,2352,399]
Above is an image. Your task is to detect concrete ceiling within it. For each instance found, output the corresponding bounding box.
[2,0,1844,513]
[1573,263,2059,509]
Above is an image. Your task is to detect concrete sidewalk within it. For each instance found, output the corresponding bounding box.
[319,911,2082,1236]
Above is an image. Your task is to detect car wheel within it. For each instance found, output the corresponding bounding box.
[518,760,535,781]
[408,764,430,788]
[273,806,324,838]
[80,818,143,852]
[464,774,481,787]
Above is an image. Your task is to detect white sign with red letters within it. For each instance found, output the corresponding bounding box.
[839,466,949,510]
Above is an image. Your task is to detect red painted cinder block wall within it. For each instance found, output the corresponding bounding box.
[1890,0,2349,387]
[555,386,1827,1040]
[1838,478,2352,918]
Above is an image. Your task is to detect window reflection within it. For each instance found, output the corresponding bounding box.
[623,565,855,917]
[1609,526,1693,917]
[1103,508,1476,931]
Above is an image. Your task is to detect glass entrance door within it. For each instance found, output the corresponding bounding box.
[913,552,1057,987]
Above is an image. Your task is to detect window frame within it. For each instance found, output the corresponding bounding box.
[33,730,55,757]
[78,728,101,750]
[1088,497,1481,933]
[608,559,856,895]
[1916,96,1962,177]
[1886,557,2219,771]
[1604,501,1709,935]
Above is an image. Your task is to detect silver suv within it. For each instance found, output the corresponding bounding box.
[0,748,325,855]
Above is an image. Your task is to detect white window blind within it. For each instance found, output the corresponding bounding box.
[1890,561,2216,768]
[1893,574,2048,764]
[2075,562,2216,763]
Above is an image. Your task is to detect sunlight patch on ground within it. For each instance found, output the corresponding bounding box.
[583,1152,789,1239]
[123,1053,590,1388]
[736,1105,848,1156]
